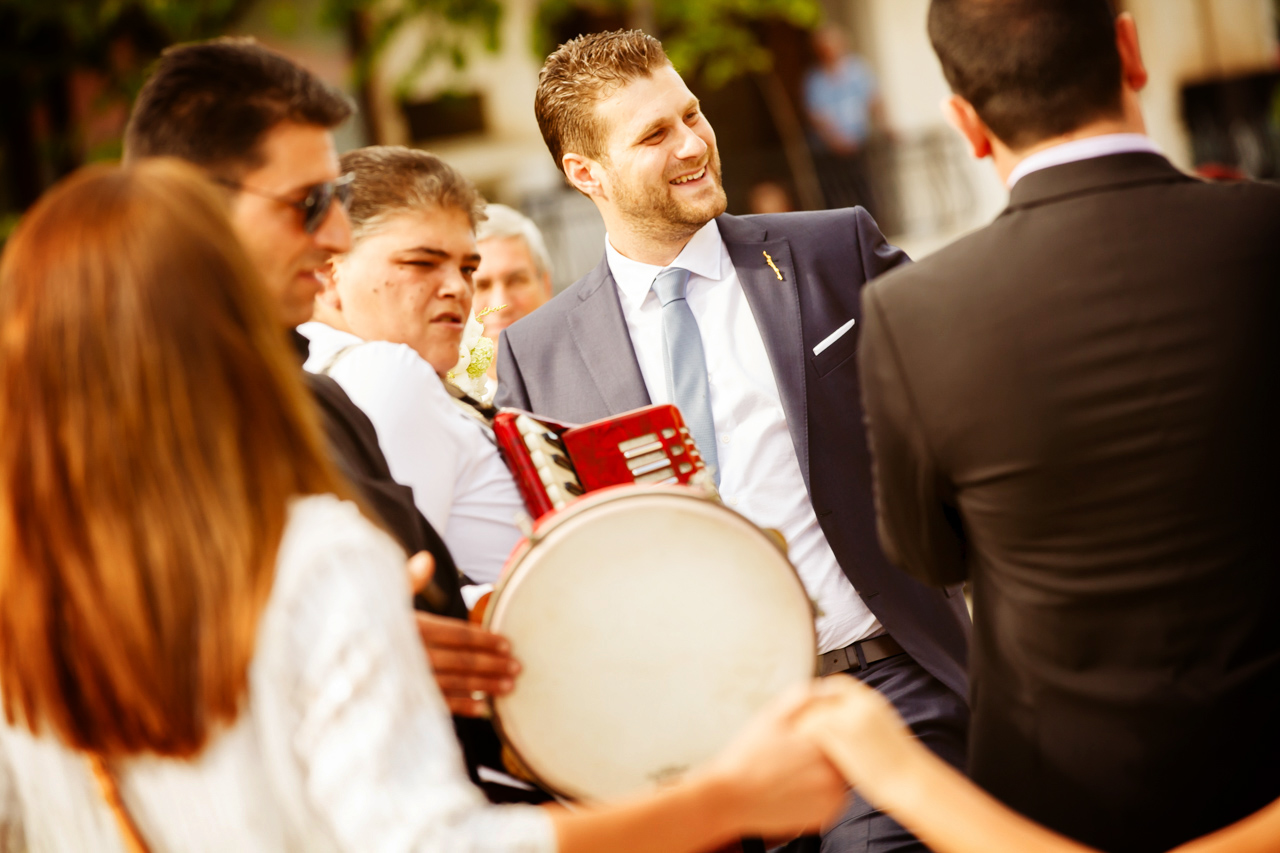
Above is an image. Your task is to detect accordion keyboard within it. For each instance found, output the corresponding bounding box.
[515,414,584,511]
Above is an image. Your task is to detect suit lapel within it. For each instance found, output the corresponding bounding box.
[721,217,810,488]
[567,257,651,415]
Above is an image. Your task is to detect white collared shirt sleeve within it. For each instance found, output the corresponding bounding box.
[330,342,462,528]
[300,324,524,585]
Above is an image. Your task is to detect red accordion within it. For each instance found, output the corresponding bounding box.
[493,403,711,520]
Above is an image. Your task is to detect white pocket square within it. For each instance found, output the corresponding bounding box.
[813,318,856,356]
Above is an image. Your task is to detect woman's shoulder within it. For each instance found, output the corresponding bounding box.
[281,493,398,549]
[274,495,404,592]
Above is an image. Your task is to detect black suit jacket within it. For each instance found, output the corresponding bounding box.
[859,153,1280,852]
[497,209,971,700]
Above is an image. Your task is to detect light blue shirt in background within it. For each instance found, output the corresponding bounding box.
[804,54,878,149]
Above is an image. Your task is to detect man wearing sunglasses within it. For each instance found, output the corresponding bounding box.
[123,42,356,330]
[122,37,537,803]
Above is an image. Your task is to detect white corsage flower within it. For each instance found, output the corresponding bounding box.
[446,306,502,404]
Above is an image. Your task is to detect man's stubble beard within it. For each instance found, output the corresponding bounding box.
[611,148,728,245]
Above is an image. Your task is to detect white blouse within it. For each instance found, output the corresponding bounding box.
[0,495,556,852]
[300,322,524,585]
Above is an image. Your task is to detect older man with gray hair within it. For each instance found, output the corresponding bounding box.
[473,204,554,358]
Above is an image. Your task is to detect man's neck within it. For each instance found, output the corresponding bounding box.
[309,302,357,336]
[602,215,703,267]
[992,112,1147,186]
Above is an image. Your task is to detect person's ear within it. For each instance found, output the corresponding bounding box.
[540,270,553,300]
[1115,12,1149,93]
[317,258,344,311]
[562,153,606,199]
[942,95,993,160]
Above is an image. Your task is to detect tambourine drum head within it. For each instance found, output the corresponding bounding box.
[487,487,815,802]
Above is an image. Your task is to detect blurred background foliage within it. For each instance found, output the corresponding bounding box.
[0,0,505,235]
[533,0,821,87]
[0,0,827,236]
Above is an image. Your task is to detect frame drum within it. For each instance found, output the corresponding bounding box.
[485,484,816,802]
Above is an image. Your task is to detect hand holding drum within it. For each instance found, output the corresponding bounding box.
[697,684,853,840]
[546,681,849,853]
[407,551,520,717]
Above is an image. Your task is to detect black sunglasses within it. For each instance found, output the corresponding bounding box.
[216,172,355,234]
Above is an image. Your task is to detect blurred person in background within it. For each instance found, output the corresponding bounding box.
[747,181,794,214]
[473,203,555,380]
[0,159,847,852]
[859,1,1280,850]
[803,25,888,213]
[305,146,526,589]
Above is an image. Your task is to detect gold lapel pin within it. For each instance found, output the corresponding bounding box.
[763,250,784,281]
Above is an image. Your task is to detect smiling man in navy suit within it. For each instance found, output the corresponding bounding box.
[496,30,970,853]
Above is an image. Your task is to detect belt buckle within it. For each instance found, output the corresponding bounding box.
[820,644,859,677]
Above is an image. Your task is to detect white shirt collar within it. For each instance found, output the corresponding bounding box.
[299,320,363,351]
[1006,133,1161,189]
[605,219,724,308]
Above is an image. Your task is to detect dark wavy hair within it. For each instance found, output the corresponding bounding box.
[928,0,1123,150]
[124,37,353,177]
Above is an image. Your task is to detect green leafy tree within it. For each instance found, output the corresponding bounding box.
[0,0,824,229]
[0,0,504,232]
[0,0,255,232]
[319,0,502,96]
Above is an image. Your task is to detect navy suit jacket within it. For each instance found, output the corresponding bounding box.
[496,209,971,699]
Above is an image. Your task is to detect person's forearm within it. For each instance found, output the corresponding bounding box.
[863,747,1092,853]
[1169,796,1280,853]
[878,751,1280,853]
[547,773,742,853]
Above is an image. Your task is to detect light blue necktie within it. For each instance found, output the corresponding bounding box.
[653,267,719,483]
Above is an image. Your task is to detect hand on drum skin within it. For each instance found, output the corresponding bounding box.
[793,675,918,792]
[406,551,521,717]
[700,683,848,838]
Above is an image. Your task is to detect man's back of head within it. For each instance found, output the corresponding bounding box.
[928,0,1122,150]
[124,37,352,177]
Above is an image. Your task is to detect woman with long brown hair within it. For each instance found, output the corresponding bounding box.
[0,160,843,851]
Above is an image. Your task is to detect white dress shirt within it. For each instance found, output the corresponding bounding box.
[1006,133,1161,188]
[0,495,554,852]
[300,321,523,585]
[606,221,882,653]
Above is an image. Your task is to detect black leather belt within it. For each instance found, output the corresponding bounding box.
[818,635,906,676]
